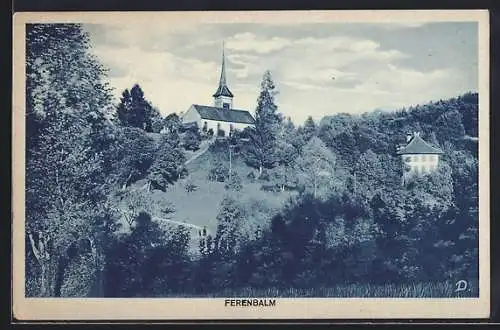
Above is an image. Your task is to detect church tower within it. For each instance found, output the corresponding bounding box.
[213,42,234,110]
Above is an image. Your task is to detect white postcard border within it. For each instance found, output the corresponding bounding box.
[12,10,491,320]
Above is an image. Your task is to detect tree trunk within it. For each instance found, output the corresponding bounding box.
[89,238,105,297]
[122,172,133,190]
[258,165,263,177]
[28,232,57,297]
[313,178,317,199]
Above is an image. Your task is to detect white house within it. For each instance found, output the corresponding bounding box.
[397,132,444,183]
[181,43,255,136]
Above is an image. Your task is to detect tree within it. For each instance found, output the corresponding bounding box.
[268,165,297,192]
[353,149,386,198]
[317,114,359,168]
[163,113,182,134]
[183,126,201,151]
[300,116,317,142]
[148,133,186,191]
[208,160,229,182]
[104,211,191,297]
[111,127,157,189]
[435,109,466,143]
[150,107,165,133]
[116,84,159,132]
[117,190,153,230]
[294,137,336,199]
[215,196,246,255]
[224,172,243,192]
[26,23,116,297]
[243,70,282,176]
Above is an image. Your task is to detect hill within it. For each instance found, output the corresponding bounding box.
[113,135,296,254]
[112,92,479,252]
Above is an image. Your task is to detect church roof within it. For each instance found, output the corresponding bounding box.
[397,133,444,155]
[212,85,234,98]
[192,104,255,125]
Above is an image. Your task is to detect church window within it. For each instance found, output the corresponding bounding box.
[223,102,230,109]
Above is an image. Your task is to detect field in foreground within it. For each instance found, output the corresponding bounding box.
[153,281,479,298]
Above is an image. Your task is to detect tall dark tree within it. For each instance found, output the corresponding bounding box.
[244,70,282,177]
[116,84,159,132]
[300,116,317,142]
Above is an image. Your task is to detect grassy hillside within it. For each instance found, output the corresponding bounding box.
[117,137,294,249]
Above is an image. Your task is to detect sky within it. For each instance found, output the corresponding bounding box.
[84,21,478,125]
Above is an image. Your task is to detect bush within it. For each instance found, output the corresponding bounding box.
[183,129,201,151]
[259,169,270,181]
[225,172,243,192]
[185,181,198,193]
[208,161,229,182]
[207,128,214,137]
[247,171,257,181]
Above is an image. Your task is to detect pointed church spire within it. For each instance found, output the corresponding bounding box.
[219,41,227,87]
[213,41,234,99]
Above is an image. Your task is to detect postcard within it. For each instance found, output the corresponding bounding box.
[12,10,490,320]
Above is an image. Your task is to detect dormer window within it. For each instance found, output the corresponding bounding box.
[223,102,230,110]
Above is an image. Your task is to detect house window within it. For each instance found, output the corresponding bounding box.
[223,103,230,110]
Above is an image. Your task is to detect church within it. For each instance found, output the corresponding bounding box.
[181,44,256,136]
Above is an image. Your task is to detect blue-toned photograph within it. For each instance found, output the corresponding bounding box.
[25,21,480,298]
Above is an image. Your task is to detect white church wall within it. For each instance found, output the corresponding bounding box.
[182,105,202,126]
[202,119,252,135]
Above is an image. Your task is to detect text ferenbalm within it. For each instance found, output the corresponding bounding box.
[224,299,277,307]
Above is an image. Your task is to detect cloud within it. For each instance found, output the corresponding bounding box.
[226,53,260,78]
[226,32,292,54]
[89,44,222,114]
[276,65,461,124]
[86,22,477,126]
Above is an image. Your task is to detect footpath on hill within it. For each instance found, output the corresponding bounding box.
[184,137,216,165]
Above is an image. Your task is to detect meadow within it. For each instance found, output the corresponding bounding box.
[158,281,479,298]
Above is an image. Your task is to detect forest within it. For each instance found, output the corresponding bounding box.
[25,24,479,298]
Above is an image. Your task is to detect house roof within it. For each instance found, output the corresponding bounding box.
[192,104,255,125]
[397,134,444,155]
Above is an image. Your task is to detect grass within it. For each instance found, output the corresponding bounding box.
[117,144,292,253]
[152,145,291,234]
[158,281,479,298]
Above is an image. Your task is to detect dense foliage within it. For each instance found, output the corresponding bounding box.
[25,24,479,298]
[116,84,163,133]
